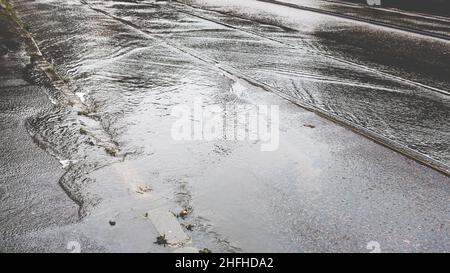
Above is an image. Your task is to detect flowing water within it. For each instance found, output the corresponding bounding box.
[5,0,450,252]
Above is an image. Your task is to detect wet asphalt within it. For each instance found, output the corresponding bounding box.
[0,10,79,251]
[0,0,449,252]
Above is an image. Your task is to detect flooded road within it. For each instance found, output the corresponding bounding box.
[1,0,450,252]
[61,0,450,168]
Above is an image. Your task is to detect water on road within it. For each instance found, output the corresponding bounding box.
[2,0,450,252]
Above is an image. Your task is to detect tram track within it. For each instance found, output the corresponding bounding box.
[78,0,450,176]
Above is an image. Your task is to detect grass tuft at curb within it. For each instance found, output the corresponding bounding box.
[0,0,24,29]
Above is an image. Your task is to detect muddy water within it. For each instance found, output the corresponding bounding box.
[8,0,450,252]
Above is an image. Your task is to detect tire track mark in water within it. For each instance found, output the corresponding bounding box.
[79,0,450,175]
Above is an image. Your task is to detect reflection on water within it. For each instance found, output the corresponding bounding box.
[13,0,449,188]
[7,0,449,252]
[90,0,450,165]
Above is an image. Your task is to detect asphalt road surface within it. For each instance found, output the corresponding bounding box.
[0,0,449,252]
